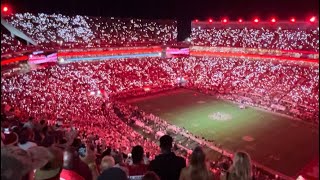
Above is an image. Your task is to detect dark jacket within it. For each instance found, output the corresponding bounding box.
[149,152,186,180]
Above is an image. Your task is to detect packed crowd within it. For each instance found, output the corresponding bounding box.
[1,94,274,180]
[1,31,29,54]
[191,27,319,52]
[3,13,177,49]
[1,57,318,125]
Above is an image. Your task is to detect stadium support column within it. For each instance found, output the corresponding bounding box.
[177,17,191,42]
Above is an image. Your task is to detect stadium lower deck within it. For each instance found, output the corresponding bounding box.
[125,88,319,178]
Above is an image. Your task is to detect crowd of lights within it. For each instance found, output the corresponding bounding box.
[2,56,318,122]
[191,27,319,52]
[2,13,177,50]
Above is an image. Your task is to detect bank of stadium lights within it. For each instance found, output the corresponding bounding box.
[309,16,316,22]
[194,16,318,23]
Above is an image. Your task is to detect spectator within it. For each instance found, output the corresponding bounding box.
[220,151,252,180]
[100,155,115,172]
[114,152,129,177]
[128,145,148,176]
[23,117,34,129]
[98,167,128,180]
[61,147,92,180]
[142,171,161,180]
[179,146,213,180]
[149,135,186,180]
[17,127,37,150]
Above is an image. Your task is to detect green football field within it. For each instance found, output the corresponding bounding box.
[126,89,319,177]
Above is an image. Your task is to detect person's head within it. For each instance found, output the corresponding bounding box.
[190,146,206,168]
[229,151,252,180]
[28,117,33,122]
[189,146,212,180]
[98,167,128,180]
[100,155,115,171]
[18,127,34,144]
[101,147,112,158]
[71,138,82,149]
[40,120,46,126]
[159,135,173,153]
[131,145,144,164]
[142,171,160,180]
[113,152,124,165]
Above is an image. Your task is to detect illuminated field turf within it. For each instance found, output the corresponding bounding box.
[126,89,319,177]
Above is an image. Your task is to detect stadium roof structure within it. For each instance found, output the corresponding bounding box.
[1,17,38,46]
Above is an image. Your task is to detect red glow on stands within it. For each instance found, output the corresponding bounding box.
[238,18,243,23]
[271,18,276,23]
[222,18,228,23]
[208,19,213,23]
[254,18,259,23]
[290,18,296,22]
[309,16,316,22]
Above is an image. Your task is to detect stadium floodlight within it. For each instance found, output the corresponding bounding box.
[238,18,243,23]
[222,18,228,23]
[3,6,8,12]
[290,17,296,23]
[309,16,316,22]
[254,18,259,23]
[208,19,213,23]
[271,18,276,23]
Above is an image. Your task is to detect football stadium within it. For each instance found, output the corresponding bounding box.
[0,1,319,180]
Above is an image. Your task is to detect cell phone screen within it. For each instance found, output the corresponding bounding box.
[78,145,86,157]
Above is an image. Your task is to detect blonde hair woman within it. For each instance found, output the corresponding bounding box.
[221,151,252,180]
[179,146,214,180]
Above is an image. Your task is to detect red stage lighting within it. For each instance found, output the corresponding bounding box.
[238,18,243,23]
[290,17,296,22]
[254,18,259,23]
[271,18,276,23]
[309,16,316,22]
[209,19,213,23]
[222,18,228,23]
[195,19,199,22]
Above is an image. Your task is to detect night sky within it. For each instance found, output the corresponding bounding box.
[2,0,319,20]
